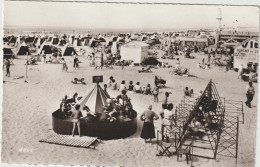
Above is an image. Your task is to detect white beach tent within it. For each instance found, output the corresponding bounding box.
[61,44,77,56]
[37,41,53,55]
[12,41,31,56]
[120,41,149,64]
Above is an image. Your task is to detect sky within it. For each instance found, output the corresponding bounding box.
[3,1,260,31]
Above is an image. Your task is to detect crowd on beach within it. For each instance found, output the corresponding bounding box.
[3,33,257,145]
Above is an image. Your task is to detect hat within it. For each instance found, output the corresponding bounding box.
[148,105,152,110]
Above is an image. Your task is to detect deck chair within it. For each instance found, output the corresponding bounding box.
[156,125,179,157]
[156,130,175,157]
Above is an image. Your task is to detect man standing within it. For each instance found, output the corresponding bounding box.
[238,64,243,79]
[6,58,11,77]
[71,104,83,137]
[73,53,78,69]
[245,82,255,108]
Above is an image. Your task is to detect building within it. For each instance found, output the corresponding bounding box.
[120,41,149,64]
[233,37,259,69]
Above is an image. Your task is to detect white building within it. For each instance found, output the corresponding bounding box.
[233,37,259,69]
[120,41,149,63]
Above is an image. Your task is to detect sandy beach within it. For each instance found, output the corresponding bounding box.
[1,49,257,167]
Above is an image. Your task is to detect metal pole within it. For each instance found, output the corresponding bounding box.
[236,117,239,164]
[25,52,28,83]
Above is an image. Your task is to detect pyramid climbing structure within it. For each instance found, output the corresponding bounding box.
[173,80,243,161]
[78,85,116,113]
[175,80,226,159]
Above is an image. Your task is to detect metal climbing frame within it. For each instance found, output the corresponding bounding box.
[174,80,243,161]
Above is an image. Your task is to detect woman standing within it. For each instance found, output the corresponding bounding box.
[140,105,159,143]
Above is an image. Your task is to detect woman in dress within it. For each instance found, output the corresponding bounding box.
[140,105,159,143]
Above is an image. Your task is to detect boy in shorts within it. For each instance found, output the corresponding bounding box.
[71,104,83,137]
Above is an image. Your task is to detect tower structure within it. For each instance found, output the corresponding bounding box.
[216,8,222,47]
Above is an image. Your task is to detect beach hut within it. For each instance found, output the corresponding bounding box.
[120,41,149,63]
[61,44,77,56]
[13,42,31,56]
[233,37,259,69]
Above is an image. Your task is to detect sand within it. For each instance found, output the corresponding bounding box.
[1,49,257,167]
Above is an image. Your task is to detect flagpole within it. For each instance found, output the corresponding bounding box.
[25,52,28,83]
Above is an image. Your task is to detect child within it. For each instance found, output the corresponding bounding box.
[61,58,68,71]
[128,81,134,92]
[153,86,159,102]
[71,104,83,137]
[162,92,170,105]
[184,87,190,96]
[110,79,117,90]
[145,84,152,95]
[119,80,126,92]
[134,82,142,93]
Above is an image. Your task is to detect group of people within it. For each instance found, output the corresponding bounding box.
[140,102,176,143]
[106,76,161,102]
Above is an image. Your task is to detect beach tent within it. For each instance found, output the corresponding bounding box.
[13,42,31,56]
[52,37,59,45]
[58,38,67,46]
[35,37,45,48]
[3,46,16,59]
[120,41,149,63]
[8,36,17,45]
[25,36,35,44]
[37,41,53,54]
[73,38,84,47]
[78,85,116,113]
[61,44,77,56]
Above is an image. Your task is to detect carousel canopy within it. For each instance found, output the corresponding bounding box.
[78,84,116,113]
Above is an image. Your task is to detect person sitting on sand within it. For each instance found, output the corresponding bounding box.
[144,84,152,95]
[128,81,134,92]
[175,58,180,69]
[134,82,142,93]
[71,104,83,137]
[184,87,193,97]
[110,79,117,90]
[142,85,146,94]
[107,76,114,88]
[119,80,126,92]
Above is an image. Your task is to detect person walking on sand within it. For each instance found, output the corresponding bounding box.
[162,92,170,106]
[71,104,83,137]
[153,86,159,102]
[6,58,11,77]
[61,58,68,71]
[238,64,243,79]
[245,82,255,108]
[73,53,78,69]
[140,105,159,143]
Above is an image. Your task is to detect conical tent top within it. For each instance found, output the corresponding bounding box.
[78,84,116,113]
